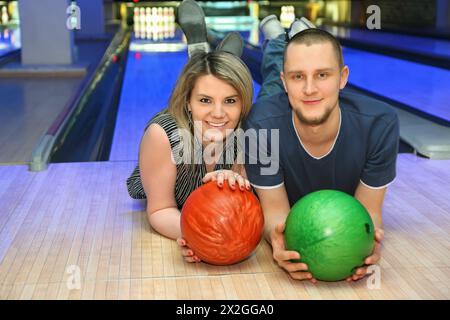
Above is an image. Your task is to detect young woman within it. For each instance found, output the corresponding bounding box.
[127,1,254,262]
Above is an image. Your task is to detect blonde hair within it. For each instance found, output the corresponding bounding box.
[163,51,253,169]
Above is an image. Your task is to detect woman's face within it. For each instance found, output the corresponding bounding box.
[188,74,242,144]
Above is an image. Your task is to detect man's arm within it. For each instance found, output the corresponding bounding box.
[254,184,291,241]
[254,184,315,281]
[354,182,387,229]
[348,181,388,281]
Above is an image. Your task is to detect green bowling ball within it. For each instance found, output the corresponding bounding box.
[285,190,375,281]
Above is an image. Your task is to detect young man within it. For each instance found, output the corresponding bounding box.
[244,16,399,282]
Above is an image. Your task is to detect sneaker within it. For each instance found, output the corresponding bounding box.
[216,32,243,57]
[177,0,210,55]
[259,14,285,40]
[288,17,316,39]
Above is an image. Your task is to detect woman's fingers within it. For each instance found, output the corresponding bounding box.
[180,247,194,257]
[184,256,197,263]
[202,171,217,183]
[226,174,237,190]
[235,175,245,190]
[214,171,224,187]
[203,170,251,192]
[176,238,186,247]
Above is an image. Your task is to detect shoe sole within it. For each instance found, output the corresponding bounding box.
[216,32,243,57]
[177,0,207,44]
[300,17,316,28]
[259,14,278,31]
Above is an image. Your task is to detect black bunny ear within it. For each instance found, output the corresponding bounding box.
[216,32,244,58]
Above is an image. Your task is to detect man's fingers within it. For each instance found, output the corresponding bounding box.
[273,250,300,263]
[289,272,313,281]
[275,222,285,234]
[365,242,382,264]
[352,273,365,281]
[356,267,366,276]
[365,254,380,265]
[375,228,385,242]
[281,262,308,273]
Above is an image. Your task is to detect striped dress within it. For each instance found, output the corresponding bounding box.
[126,112,238,209]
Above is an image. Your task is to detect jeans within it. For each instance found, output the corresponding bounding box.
[257,34,287,100]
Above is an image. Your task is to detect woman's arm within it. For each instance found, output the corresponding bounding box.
[139,123,181,239]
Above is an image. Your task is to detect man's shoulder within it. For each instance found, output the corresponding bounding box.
[340,90,398,126]
[246,92,291,126]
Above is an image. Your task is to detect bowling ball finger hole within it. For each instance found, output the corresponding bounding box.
[365,223,371,234]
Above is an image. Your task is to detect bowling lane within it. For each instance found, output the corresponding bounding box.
[323,26,450,61]
[228,22,450,124]
[343,47,450,123]
[0,26,20,57]
[109,28,188,162]
[110,21,261,162]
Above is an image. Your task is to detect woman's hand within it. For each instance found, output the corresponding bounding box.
[176,238,201,263]
[202,170,251,191]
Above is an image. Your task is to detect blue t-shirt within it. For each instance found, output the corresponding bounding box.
[243,90,399,207]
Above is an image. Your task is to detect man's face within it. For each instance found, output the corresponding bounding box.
[281,42,349,126]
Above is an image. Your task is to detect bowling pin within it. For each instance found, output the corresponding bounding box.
[1,6,9,25]
[280,6,286,22]
[169,7,175,23]
[139,8,145,24]
[158,7,163,23]
[162,7,168,23]
[290,6,296,24]
[280,6,289,28]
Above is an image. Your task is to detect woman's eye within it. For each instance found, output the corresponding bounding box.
[225,98,236,104]
[200,98,210,103]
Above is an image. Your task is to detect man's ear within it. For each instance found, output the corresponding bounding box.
[339,66,349,90]
[280,71,288,92]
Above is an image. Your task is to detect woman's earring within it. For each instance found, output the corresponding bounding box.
[186,105,193,124]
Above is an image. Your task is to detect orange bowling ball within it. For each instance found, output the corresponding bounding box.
[181,181,264,265]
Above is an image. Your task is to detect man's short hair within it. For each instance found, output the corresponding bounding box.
[283,28,344,69]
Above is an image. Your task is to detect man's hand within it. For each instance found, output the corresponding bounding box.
[271,222,317,283]
[347,228,384,282]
